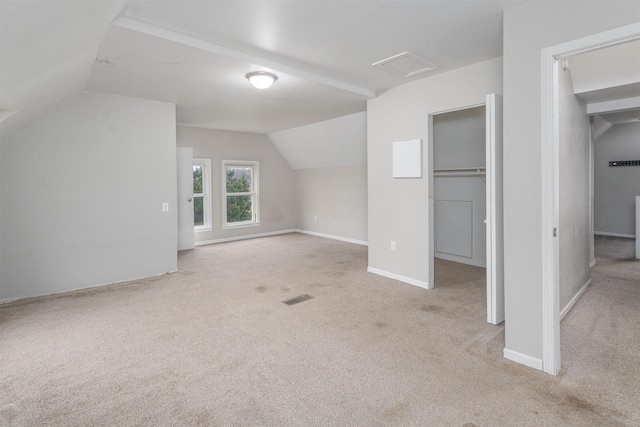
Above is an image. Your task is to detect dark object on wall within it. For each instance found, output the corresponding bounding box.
[609,160,640,167]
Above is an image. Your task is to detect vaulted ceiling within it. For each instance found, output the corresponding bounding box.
[1,1,521,138]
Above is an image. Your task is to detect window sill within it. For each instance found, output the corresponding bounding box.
[222,222,260,230]
[195,227,213,233]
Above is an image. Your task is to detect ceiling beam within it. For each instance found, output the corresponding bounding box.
[111,17,376,98]
[587,96,640,115]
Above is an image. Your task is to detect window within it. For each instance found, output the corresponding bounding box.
[222,160,259,228]
[193,158,212,232]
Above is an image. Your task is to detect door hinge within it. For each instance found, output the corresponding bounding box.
[553,227,557,237]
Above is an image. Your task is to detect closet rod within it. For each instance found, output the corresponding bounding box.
[433,167,486,172]
[434,171,486,177]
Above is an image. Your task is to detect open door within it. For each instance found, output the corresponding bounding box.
[486,93,504,324]
[177,147,195,250]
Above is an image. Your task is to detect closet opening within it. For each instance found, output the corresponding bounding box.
[427,94,504,325]
[432,105,487,293]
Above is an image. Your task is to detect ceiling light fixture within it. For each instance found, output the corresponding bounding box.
[246,71,278,89]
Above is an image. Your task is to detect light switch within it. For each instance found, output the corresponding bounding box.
[162,203,169,212]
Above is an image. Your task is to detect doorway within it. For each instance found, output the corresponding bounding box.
[540,23,640,375]
[427,93,504,325]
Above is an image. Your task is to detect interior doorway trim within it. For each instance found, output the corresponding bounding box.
[427,102,486,290]
[540,22,640,376]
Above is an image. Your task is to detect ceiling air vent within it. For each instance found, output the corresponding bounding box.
[372,52,436,78]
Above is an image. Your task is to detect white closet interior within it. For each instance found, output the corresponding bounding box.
[433,106,487,268]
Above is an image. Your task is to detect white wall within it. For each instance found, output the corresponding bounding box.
[503,1,640,363]
[270,112,368,242]
[176,126,296,243]
[295,165,367,243]
[558,68,591,312]
[434,107,486,268]
[367,57,502,285]
[0,91,177,300]
[594,122,640,237]
[434,107,486,169]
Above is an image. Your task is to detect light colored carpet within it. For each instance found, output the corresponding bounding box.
[0,233,638,426]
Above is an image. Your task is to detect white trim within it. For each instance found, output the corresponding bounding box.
[222,160,260,229]
[193,157,212,232]
[540,22,640,376]
[587,97,640,115]
[367,267,430,290]
[503,348,543,371]
[434,253,486,268]
[541,47,561,376]
[0,270,177,304]
[111,17,375,98]
[594,231,635,239]
[294,229,368,246]
[195,229,296,246]
[559,279,592,321]
[590,259,597,268]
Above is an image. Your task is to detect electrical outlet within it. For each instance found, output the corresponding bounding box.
[313,216,318,222]
[390,241,396,251]
[162,203,169,212]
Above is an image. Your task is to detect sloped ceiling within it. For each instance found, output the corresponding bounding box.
[268,112,366,169]
[2,1,519,139]
[86,24,367,134]
[0,0,126,137]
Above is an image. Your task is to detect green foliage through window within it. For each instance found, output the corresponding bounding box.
[226,167,253,223]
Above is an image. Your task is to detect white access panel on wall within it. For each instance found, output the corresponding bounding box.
[393,139,422,178]
[486,93,504,325]
[436,200,473,258]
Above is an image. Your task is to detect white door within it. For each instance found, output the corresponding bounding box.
[486,93,504,325]
[177,147,195,250]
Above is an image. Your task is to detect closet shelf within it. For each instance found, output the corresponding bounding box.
[434,167,486,177]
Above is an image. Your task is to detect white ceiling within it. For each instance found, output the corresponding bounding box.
[1,1,520,137]
[571,40,640,95]
[570,39,640,130]
[87,25,368,134]
[0,0,127,137]
[268,112,367,169]
[600,108,640,125]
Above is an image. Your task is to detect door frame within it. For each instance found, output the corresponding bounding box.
[427,100,497,324]
[540,22,640,375]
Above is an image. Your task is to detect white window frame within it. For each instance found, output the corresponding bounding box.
[222,160,260,229]
[193,158,212,232]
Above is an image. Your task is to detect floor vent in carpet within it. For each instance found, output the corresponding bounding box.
[283,294,313,305]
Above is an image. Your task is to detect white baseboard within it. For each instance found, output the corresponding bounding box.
[295,229,368,246]
[367,266,430,290]
[594,231,635,239]
[560,278,592,321]
[435,252,486,268]
[503,348,543,371]
[0,270,177,305]
[590,259,596,268]
[195,229,296,246]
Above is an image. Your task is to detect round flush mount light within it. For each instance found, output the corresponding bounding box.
[246,71,278,89]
